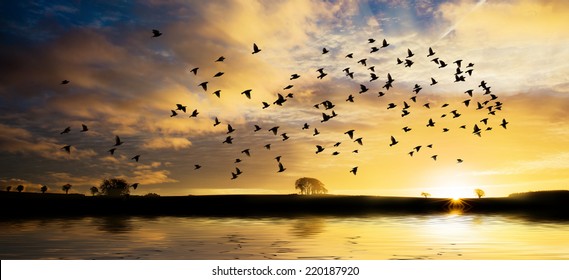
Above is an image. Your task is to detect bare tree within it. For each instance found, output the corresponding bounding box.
[16,185,24,193]
[62,183,72,194]
[421,192,431,198]
[295,177,328,195]
[90,186,99,196]
[474,188,485,198]
[40,185,48,194]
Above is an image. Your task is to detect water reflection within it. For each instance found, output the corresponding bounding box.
[0,213,568,260]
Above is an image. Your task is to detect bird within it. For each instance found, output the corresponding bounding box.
[131,183,139,189]
[405,59,414,67]
[235,168,243,177]
[480,118,489,125]
[473,124,482,137]
[389,136,398,146]
[264,144,271,150]
[241,89,252,99]
[368,66,376,72]
[387,103,397,109]
[241,149,251,157]
[370,73,378,82]
[281,133,289,141]
[431,155,438,161]
[345,130,355,139]
[61,145,71,153]
[194,165,202,170]
[354,137,363,145]
[359,84,369,94]
[268,126,279,135]
[397,58,403,65]
[315,145,325,154]
[427,47,435,57]
[222,136,233,144]
[290,74,300,80]
[358,59,367,66]
[313,128,320,136]
[275,156,281,162]
[262,102,270,109]
[430,77,438,86]
[443,128,450,132]
[213,117,221,126]
[213,72,224,78]
[403,126,412,132]
[333,142,341,147]
[131,155,140,162]
[215,56,225,62]
[277,162,286,172]
[227,124,235,134]
[332,151,340,156]
[457,159,463,164]
[316,68,327,79]
[322,48,329,54]
[302,123,310,130]
[198,82,208,91]
[370,46,379,53]
[368,38,375,43]
[61,80,70,85]
[346,53,353,58]
[463,99,471,107]
[454,59,463,68]
[346,94,354,102]
[252,43,261,54]
[170,110,178,117]
[254,125,262,132]
[189,109,199,118]
[190,67,199,75]
[465,89,474,97]
[176,104,187,112]
[283,85,293,90]
[152,29,162,37]
[114,136,124,146]
[451,110,461,118]
[235,158,242,163]
[414,146,422,152]
[273,93,287,106]
[60,127,71,134]
[381,39,389,48]
[231,172,238,180]
[423,103,431,109]
[406,49,414,58]
[427,118,435,127]
[108,148,116,155]
[350,167,358,175]
[438,60,447,68]
[500,119,509,129]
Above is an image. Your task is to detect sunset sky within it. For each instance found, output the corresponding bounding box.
[1,0,568,198]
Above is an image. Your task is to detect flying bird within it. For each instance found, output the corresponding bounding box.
[194,165,202,170]
[190,67,199,75]
[403,126,412,132]
[170,110,178,117]
[213,117,221,126]
[108,148,116,155]
[241,89,252,99]
[131,155,140,162]
[500,119,509,129]
[189,109,199,118]
[344,129,355,139]
[176,104,187,112]
[60,127,71,134]
[427,47,435,57]
[61,80,70,85]
[354,137,363,145]
[131,183,139,189]
[389,136,398,146]
[61,145,71,153]
[152,29,162,37]
[359,84,369,94]
[269,126,279,135]
[368,38,375,43]
[241,149,251,157]
[315,145,325,154]
[313,128,320,136]
[381,39,389,48]
[254,125,262,132]
[114,136,124,146]
[252,43,261,54]
[431,155,438,161]
[198,82,208,91]
[222,136,233,144]
[358,59,367,66]
[213,72,224,77]
[430,77,438,86]
[322,48,329,54]
[264,144,271,150]
[290,74,300,80]
[346,53,353,58]
[277,162,286,172]
[457,159,464,164]
[227,124,235,134]
[262,102,270,109]
[281,133,289,141]
[426,118,435,127]
[302,123,309,130]
[215,56,225,62]
[406,49,414,58]
[350,166,358,175]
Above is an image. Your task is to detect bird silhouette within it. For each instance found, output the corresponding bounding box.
[387,103,397,109]
[302,123,309,130]
[480,118,489,125]
[345,129,355,139]
[241,89,252,99]
[290,74,300,80]
[454,59,463,68]
[61,145,71,153]
[457,159,463,164]
[473,124,482,137]
[465,89,474,97]
[213,72,224,78]
[350,166,358,175]
[275,156,281,162]
[463,99,471,107]
[313,128,320,136]
[368,38,375,43]
[346,53,353,58]
[236,167,243,176]
[359,84,369,94]
[431,155,438,161]
[227,124,235,134]
[60,127,71,134]
[346,94,355,102]
[189,109,199,118]
[406,49,414,58]
[215,56,225,62]
[262,143,271,150]
[370,46,379,53]
[322,48,329,54]
[269,126,279,135]
[241,149,251,157]
[333,142,341,147]
[358,59,367,66]
[423,103,431,109]
[381,39,389,48]
[315,145,325,154]
[61,80,70,85]
[254,125,262,132]
[152,29,162,37]
[404,59,414,67]
[430,77,438,86]
[108,148,116,155]
[194,165,202,170]
[131,155,140,162]
[262,102,270,109]
[414,146,422,152]
[190,67,199,75]
[283,85,293,90]
[231,172,238,180]
[131,183,139,189]
[427,118,435,127]
[170,110,178,117]
[438,60,447,68]
[427,47,435,57]
[252,43,261,54]
[370,73,378,82]
[223,136,233,144]
[316,68,328,79]
[397,58,403,65]
[176,104,187,112]
[277,162,286,172]
[403,126,412,132]
[332,151,340,156]
[500,119,509,129]
[273,93,287,106]
[281,133,289,141]
[114,136,124,146]
[235,158,242,163]
[198,82,208,91]
[389,136,398,146]
[354,137,363,145]
[213,117,221,126]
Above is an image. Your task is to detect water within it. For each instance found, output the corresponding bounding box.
[1,213,568,259]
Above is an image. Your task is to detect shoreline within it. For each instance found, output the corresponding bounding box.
[1,191,568,219]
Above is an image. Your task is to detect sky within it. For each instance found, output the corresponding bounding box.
[0,0,568,198]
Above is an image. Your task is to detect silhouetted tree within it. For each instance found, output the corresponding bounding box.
[40,185,48,194]
[421,192,431,198]
[474,188,485,198]
[16,185,24,193]
[295,177,328,195]
[6,186,12,192]
[62,183,72,194]
[99,178,130,197]
[90,186,99,196]
[144,192,160,197]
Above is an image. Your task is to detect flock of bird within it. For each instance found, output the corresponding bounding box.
[57,29,509,186]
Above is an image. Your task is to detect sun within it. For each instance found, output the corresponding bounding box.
[434,171,474,199]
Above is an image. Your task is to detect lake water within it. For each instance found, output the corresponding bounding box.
[1,213,568,260]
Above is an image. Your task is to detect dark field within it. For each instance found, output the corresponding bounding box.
[1,190,568,219]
